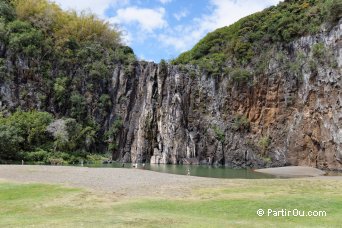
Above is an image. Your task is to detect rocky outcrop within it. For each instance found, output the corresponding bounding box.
[109,21,342,170]
[1,22,341,170]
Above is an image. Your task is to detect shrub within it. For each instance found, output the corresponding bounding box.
[7,20,43,57]
[99,94,112,113]
[53,77,68,103]
[230,69,252,84]
[0,124,24,160]
[47,151,83,165]
[324,0,342,26]
[89,61,109,80]
[0,110,53,159]
[288,52,305,81]
[48,158,64,165]
[159,59,168,76]
[232,115,250,131]
[114,46,136,64]
[258,136,271,154]
[312,43,325,59]
[106,118,123,151]
[23,149,49,162]
[0,1,15,22]
[0,57,8,80]
[212,125,225,142]
[86,154,109,164]
[70,93,87,121]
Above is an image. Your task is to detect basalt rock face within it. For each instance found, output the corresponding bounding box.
[1,22,341,170]
[111,22,342,170]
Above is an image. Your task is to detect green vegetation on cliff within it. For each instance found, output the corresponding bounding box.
[0,0,135,163]
[11,0,120,48]
[0,0,341,164]
[173,0,341,74]
[0,111,52,160]
[0,110,106,164]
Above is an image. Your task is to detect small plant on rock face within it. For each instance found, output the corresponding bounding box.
[0,58,7,80]
[105,117,123,152]
[212,125,225,142]
[309,59,317,73]
[70,93,87,121]
[286,51,306,83]
[311,43,337,68]
[53,77,68,103]
[324,0,342,27]
[230,68,252,84]
[312,43,325,60]
[232,115,250,132]
[99,94,112,114]
[159,59,168,74]
[258,136,271,155]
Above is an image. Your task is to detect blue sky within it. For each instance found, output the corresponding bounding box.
[54,0,282,62]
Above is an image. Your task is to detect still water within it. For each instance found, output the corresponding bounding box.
[87,163,276,179]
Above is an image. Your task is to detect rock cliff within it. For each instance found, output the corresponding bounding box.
[0,20,341,169]
[108,21,341,170]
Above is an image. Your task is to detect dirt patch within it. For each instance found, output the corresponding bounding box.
[0,165,231,198]
[1,165,340,198]
[255,166,326,177]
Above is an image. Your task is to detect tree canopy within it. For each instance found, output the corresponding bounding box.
[173,0,341,68]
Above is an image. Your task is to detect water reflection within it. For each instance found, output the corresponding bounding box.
[146,164,275,179]
[89,163,276,179]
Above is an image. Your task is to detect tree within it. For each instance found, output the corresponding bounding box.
[11,0,122,48]
[0,110,53,159]
[47,118,98,152]
[0,124,24,160]
[7,20,43,57]
[70,93,87,121]
[325,0,342,26]
[0,1,15,22]
[99,94,112,115]
[53,77,69,107]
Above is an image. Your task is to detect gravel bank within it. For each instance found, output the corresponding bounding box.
[0,165,229,198]
[1,165,341,198]
[255,166,326,177]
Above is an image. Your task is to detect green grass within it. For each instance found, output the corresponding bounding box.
[0,179,341,227]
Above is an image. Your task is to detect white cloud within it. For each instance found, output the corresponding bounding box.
[173,9,188,21]
[53,0,129,18]
[111,7,167,32]
[159,0,172,4]
[137,54,154,62]
[196,0,276,34]
[158,34,188,51]
[159,0,282,52]
[53,0,283,61]
[120,29,133,45]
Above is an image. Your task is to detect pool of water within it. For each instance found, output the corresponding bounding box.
[6,161,341,179]
[87,163,277,179]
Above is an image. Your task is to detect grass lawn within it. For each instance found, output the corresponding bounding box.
[0,179,341,227]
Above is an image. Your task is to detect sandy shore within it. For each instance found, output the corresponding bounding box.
[0,165,229,198]
[255,166,326,177]
[0,165,341,198]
